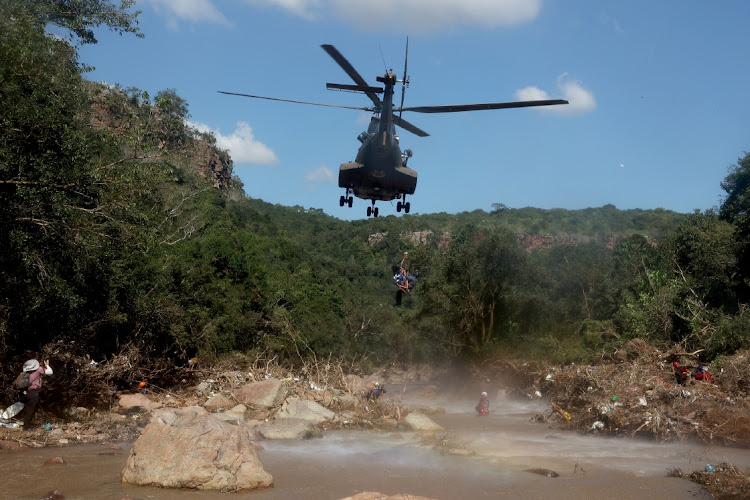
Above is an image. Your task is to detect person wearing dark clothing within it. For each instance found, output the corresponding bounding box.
[393,265,408,289]
[19,359,52,429]
[393,262,418,306]
[673,361,688,385]
[367,382,386,403]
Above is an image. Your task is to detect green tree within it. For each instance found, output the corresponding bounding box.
[719,152,750,300]
[421,225,527,351]
[15,0,143,45]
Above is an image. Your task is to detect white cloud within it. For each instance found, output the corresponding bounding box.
[244,0,539,32]
[514,73,596,116]
[306,166,336,184]
[330,0,540,33]
[143,0,230,26]
[147,0,540,32]
[189,121,279,165]
[242,0,323,20]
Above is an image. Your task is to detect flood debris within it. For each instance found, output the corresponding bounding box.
[479,345,750,448]
[668,462,750,499]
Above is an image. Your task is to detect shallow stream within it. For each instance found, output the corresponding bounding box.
[1,391,746,499]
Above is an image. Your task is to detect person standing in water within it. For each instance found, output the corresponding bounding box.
[475,391,489,416]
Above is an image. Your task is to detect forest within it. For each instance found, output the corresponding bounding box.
[2,0,750,403]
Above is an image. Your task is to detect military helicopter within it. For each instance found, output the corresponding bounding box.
[220,41,568,217]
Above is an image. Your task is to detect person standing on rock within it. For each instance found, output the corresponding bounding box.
[18,358,52,430]
[367,382,386,403]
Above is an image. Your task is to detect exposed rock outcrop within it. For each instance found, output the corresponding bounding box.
[276,398,335,424]
[233,378,287,408]
[404,413,443,432]
[120,406,272,492]
[117,393,164,412]
[257,418,320,440]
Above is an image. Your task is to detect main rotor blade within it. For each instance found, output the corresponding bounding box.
[399,37,409,119]
[393,115,429,137]
[326,83,384,94]
[321,44,381,108]
[218,91,372,111]
[400,99,569,114]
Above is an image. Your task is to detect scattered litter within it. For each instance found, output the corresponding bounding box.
[1,402,24,420]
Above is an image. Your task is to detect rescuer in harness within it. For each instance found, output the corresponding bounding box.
[393,252,418,306]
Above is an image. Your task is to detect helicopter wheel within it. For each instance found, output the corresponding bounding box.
[396,201,403,212]
[348,196,353,208]
[404,202,411,214]
[339,195,345,207]
[367,206,372,217]
[374,207,379,217]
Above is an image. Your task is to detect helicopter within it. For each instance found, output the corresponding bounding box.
[219,41,568,217]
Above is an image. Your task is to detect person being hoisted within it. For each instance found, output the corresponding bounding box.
[393,252,418,306]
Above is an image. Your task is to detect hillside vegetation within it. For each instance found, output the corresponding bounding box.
[2,1,750,410]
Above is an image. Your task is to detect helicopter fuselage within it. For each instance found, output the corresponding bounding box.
[339,116,417,202]
[339,71,416,203]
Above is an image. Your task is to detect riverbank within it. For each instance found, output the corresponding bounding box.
[1,346,750,498]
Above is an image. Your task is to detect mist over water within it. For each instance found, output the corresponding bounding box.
[0,392,740,499]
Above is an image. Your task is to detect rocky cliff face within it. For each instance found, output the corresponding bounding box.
[370,230,651,251]
[191,141,234,189]
[89,85,235,191]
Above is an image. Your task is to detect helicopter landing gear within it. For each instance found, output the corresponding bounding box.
[339,190,353,208]
[367,201,379,217]
[396,195,411,214]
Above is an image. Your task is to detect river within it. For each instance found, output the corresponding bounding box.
[1,389,745,499]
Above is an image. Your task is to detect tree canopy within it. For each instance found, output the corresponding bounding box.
[2,1,750,400]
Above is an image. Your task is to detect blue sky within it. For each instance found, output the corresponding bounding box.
[78,0,750,219]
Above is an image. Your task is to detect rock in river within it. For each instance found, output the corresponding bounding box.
[120,406,273,492]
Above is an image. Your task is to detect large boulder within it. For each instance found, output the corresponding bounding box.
[404,413,443,432]
[203,393,235,412]
[120,406,273,492]
[213,404,247,423]
[257,418,320,440]
[117,393,164,412]
[276,398,335,424]
[233,378,287,408]
[337,393,361,411]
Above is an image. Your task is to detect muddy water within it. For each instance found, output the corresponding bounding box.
[1,392,744,499]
